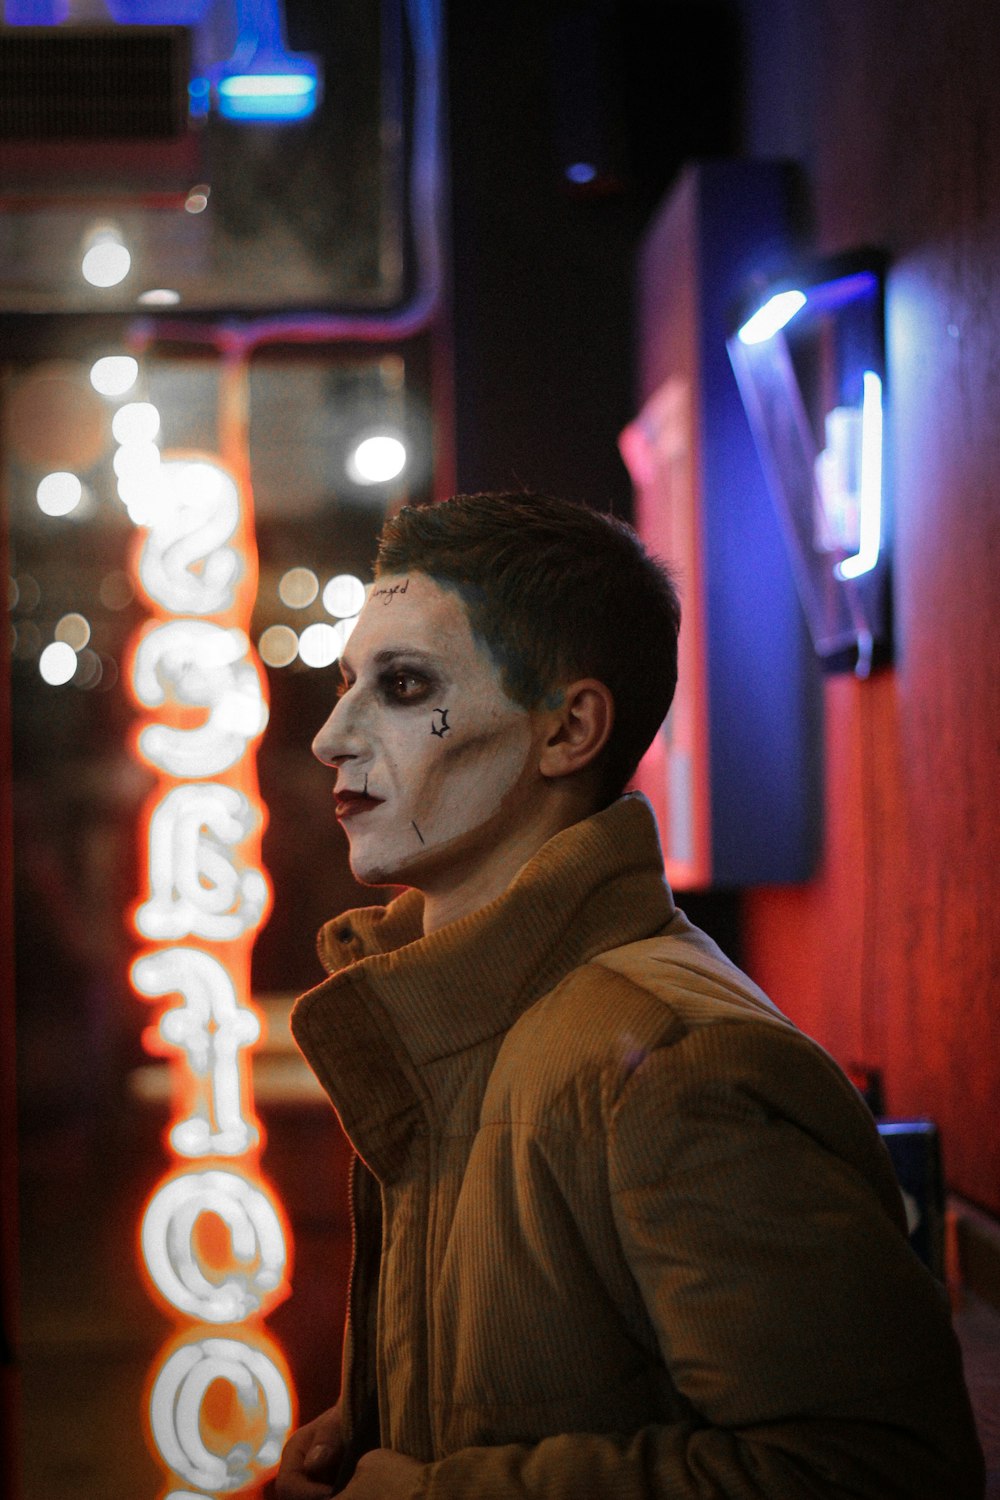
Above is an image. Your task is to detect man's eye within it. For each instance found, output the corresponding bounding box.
[386,670,429,702]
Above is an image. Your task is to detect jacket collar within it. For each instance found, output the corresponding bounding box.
[291,793,675,1178]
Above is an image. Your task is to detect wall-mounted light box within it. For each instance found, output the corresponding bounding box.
[2,0,322,124]
[623,162,821,891]
[727,255,890,676]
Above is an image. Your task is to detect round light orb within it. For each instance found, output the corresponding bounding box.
[322,573,366,619]
[259,624,299,668]
[82,239,131,289]
[278,567,319,609]
[55,612,91,651]
[90,356,139,397]
[347,434,407,485]
[39,641,78,685]
[184,184,210,214]
[113,441,160,481]
[73,648,103,689]
[112,401,161,446]
[36,471,83,517]
[298,622,341,669]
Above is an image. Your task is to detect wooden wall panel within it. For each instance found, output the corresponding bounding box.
[739,0,1000,1213]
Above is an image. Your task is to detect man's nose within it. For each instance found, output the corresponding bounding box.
[312,695,363,768]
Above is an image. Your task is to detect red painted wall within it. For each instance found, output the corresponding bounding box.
[737,0,1000,1213]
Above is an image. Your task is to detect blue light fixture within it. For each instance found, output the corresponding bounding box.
[737,289,806,345]
[214,0,322,123]
[728,255,890,675]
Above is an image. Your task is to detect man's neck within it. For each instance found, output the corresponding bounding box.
[420,784,599,935]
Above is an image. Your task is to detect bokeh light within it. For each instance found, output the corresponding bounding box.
[114,441,161,481]
[322,574,366,619]
[278,568,319,609]
[39,640,77,685]
[297,622,340,669]
[54,612,91,651]
[112,402,161,446]
[138,289,181,306]
[346,434,407,485]
[90,355,139,397]
[36,471,83,517]
[73,648,103,689]
[258,625,299,668]
[82,237,132,289]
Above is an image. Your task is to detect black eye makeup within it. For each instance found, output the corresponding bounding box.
[378,665,436,704]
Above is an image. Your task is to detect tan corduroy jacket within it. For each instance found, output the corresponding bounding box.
[292,794,984,1500]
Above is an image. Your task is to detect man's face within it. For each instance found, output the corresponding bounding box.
[312,573,549,902]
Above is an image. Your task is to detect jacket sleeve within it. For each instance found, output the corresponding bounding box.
[414,1024,984,1500]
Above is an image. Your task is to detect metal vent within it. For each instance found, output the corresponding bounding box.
[0,26,190,140]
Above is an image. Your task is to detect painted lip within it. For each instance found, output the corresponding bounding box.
[334,788,384,820]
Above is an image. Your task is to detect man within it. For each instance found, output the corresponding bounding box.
[277,492,983,1499]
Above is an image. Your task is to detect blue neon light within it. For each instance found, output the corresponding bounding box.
[737,289,807,345]
[835,371,883,580]
[217,69,318,120]
[566,162,597,185]
[215,0,322,122]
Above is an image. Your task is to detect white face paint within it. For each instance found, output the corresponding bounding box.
[312,574,551,920]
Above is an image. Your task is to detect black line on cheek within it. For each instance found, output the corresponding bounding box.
[430,707,451,738]
[411,820,426,845]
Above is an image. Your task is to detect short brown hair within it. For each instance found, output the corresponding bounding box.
[375,492,680,804]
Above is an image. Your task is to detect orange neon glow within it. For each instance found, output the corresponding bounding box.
[124,381,295,1497]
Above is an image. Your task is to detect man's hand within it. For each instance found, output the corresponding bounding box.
[339,1448,424,1499]
[275,1403,344,1499]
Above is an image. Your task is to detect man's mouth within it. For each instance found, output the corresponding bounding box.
[334,788,384,820]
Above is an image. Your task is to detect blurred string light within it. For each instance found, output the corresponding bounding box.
[184,184,211,214]
[322,574,365,618]
[90,355,139,398]
[81,225,132,289]
[277,567,318,608]
[346,433,407,485]
[36,471,83,517]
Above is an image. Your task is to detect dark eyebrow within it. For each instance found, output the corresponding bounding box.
[339,645,444,678]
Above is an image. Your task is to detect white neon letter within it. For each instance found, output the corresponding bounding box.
[142,1170,287,1324]
[138,459,243,615]
[136,783,269,942]
[132,949,260,1157]
[150,1335,292,1492]
[132,619,268,778]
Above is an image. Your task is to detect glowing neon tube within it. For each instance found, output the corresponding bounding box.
[835,371,883,580]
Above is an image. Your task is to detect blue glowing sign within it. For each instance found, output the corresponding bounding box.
[5,0,322,124]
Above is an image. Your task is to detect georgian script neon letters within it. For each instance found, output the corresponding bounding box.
[127,452,294,1494]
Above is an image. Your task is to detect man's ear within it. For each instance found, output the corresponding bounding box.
[538,679,614,780]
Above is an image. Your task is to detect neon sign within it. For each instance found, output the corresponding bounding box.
[126,424,294,1494]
